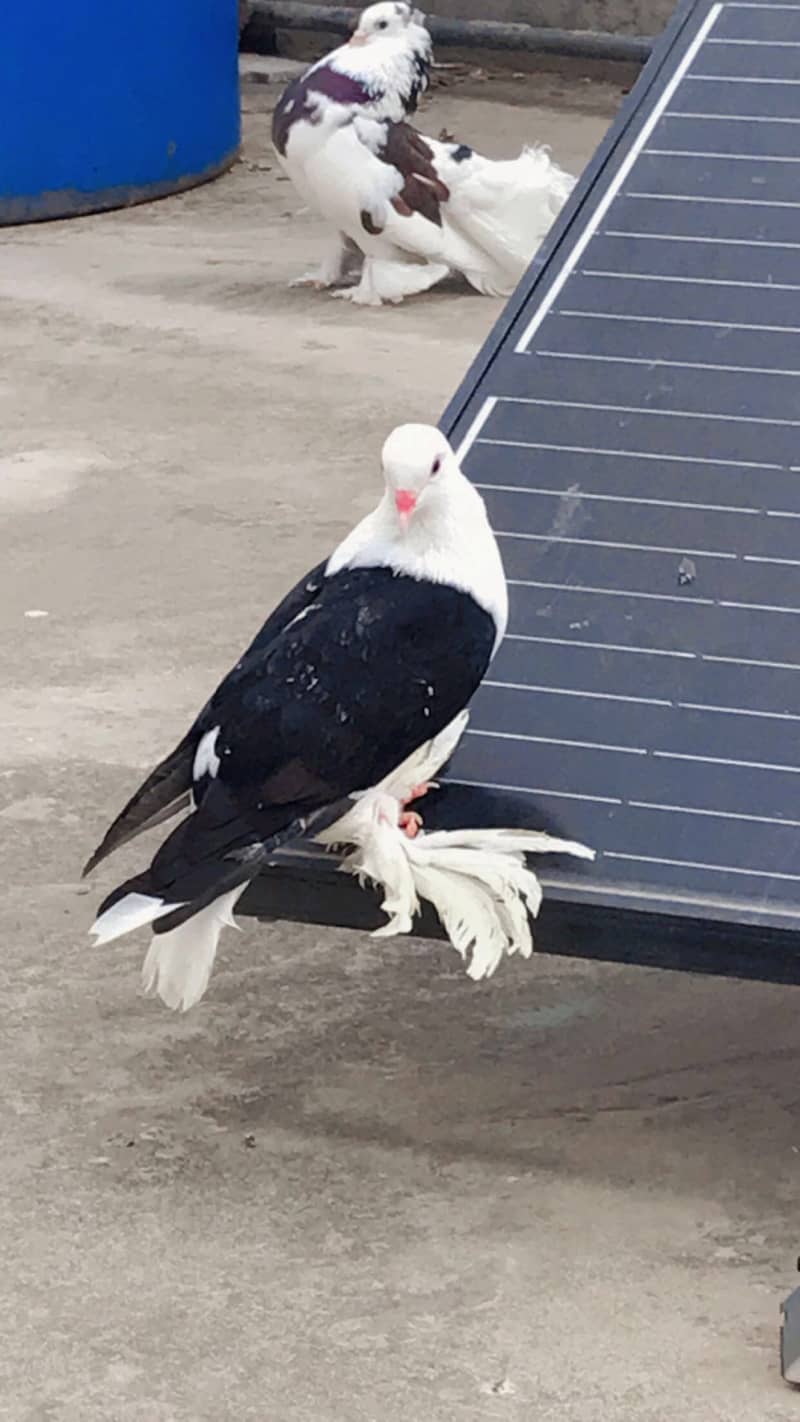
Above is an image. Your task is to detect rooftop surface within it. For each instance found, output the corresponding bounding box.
[2,59,798,1422]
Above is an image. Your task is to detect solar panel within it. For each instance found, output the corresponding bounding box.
[242,0,800,977]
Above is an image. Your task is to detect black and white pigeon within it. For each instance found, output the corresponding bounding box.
[85,424,509,1009]
[272,2,575,304]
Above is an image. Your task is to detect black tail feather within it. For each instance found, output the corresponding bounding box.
[95,776,315,936]
[150,825,305,934]
[83,732,196,877]
[95,869,160,921]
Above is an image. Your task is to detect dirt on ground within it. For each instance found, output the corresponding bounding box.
[2,60,799,1422]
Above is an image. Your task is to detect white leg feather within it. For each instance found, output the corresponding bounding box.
[290,232,361,289]
[379,711,468,802]
[333,256,450,306]
[141,886,247,1012]
[315,713,594,981]
[352,796,420,937]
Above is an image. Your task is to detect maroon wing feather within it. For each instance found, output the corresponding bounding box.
[360,122,450,235]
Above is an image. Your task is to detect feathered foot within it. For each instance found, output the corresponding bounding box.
[289,234,362,290]
[314,713,595,978]
[398,780,436,838]
[333,257,450,306]
[290,274,334,291]
[332,284,383,307]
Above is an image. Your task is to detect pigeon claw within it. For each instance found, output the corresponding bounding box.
[331,286,385,307]
[289,275,332,290]
[398,810,423,840]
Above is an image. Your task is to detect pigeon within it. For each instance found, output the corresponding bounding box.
[85,424,509,1008]
[272,1,433,290]
[272,3,575,303]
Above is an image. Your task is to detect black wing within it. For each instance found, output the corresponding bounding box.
[209,566,495,810]
[82,560,329,875]
[229,560,328,665]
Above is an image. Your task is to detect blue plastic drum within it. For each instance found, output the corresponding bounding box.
[0,1,240,224]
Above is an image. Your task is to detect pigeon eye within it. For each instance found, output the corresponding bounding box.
[431,457,442,476]
[377,18,388,27]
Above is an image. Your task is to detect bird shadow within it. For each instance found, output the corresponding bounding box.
[138,920,800,1212]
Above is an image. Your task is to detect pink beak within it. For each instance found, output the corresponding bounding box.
[395,489,417,524]
[349,31,369,44]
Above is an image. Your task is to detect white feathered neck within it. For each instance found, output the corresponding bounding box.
[326,467,508,652]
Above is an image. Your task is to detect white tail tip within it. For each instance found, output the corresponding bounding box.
[90,891,177,946]
[141,886,247,1012]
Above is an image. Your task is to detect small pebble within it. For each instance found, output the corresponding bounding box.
[24,609,49,619]
[483,1379,516,1398]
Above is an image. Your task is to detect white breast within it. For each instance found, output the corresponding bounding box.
[327,473,508,655]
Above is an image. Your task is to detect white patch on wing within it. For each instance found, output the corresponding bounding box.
[285,602,320,632]
[193,726,221,782]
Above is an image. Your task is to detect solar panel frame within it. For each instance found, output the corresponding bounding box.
[242,0,800,975]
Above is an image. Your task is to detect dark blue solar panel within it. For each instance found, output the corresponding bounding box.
[243,0,800,967]
[441,0,800,932]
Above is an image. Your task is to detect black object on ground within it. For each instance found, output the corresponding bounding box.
[242,1,653,65]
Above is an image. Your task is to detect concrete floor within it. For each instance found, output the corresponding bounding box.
[3,62,800,1422]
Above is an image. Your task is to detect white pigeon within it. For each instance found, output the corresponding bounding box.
[272,1,433,290]
[272,2,576,303]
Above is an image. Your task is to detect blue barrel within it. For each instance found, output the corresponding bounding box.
[0,1,240,224]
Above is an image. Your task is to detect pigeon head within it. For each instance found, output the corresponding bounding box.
[330,2,432,117]
[328,422,506,644]
[381,424,456,528]
[350,2,421,45]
